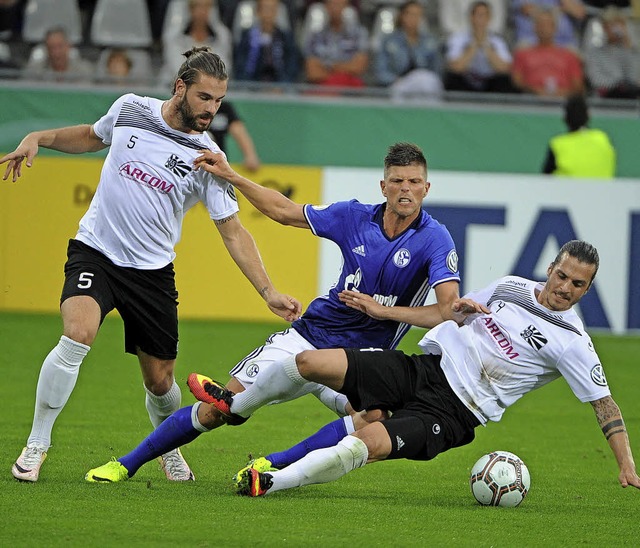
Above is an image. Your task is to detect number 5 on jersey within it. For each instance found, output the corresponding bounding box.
[77,272,94,289]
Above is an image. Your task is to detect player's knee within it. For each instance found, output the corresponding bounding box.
[144,376,173,396]
[295,350,318,380]
[63,325,97,346]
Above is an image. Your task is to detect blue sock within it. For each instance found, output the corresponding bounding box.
[119,405,202,477]
[266,417,348,469]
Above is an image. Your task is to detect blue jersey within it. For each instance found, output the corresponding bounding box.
[292,200,460,350]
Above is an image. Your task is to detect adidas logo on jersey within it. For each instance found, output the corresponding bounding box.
[352,245,366,257]
[396,435,405,450]
[165,154,192,177]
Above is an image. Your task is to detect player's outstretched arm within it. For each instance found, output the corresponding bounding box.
[215,213,302,322]
[590,395,640,489]
[1,125,107,182]
[338,288,488,329]
[194,149,308,228]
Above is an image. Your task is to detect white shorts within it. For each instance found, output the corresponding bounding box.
[229,328,348,414]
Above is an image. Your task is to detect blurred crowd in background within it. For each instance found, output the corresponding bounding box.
[0,0,639,101]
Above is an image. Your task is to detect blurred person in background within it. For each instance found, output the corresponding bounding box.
[444,1,515,93]
[585,6,640,99]
[511,9,584,97]
[542,94,616,177]
[304,0,369,87]
[22,27,93,83]
[161,0,233,84]
[374,0,444,101]
[208,101,261,171]
[512,0,586,49]
[234,0,299,83]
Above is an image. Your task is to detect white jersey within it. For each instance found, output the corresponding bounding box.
[76,93,239,269]
[419,276,610,424]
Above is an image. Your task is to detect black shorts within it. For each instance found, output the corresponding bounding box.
[342,348,479,462]
[60,239,179,359]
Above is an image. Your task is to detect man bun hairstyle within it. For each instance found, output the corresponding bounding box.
[172,46,228,94]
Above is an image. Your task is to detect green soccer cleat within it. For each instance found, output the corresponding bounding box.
[235,467,274,497]
[232,456,277,487]
[85,458,129,483]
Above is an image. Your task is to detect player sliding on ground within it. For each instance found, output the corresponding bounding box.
[84,142,489,483]
[226,241,640,496]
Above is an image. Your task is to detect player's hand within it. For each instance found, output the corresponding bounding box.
[339,290,389,320]
[1,137,39,182]
[266,292,303,323]
[618,464,640,489]
[451,298,490,323]
[194,149,237,181]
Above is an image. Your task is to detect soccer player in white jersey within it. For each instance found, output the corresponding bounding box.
[83,142,489,483]
[230,240,640,496]
[1,47,301,483]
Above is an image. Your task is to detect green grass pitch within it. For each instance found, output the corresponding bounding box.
[1,312,638,547]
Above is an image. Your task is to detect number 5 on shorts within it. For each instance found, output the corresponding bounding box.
[77,272,94,289]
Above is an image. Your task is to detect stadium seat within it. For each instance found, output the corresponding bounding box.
[22,0,83,44]
[90,0,153,48]
[369,6,398,52]
[231,0,291,44]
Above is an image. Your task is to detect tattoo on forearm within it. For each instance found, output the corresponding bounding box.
[259,286,269,299]
[592,397,619,424]
[602,418,626,440]
[214,213,237,226]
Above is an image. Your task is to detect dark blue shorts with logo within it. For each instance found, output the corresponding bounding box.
[60,238,179,359]
[342,348,480,461]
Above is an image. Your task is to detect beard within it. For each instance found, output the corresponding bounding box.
[178,95,213,132]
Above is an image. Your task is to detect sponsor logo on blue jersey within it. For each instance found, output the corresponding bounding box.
[446,249,459,273]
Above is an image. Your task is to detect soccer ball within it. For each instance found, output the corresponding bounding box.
[469,451,531,507]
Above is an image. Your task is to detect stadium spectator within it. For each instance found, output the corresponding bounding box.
[22,27,93,83]
[511,8,584,97]
[229,241,640,497]
[542,94,616,177]
[374,0,444,101]
[161,0,233,85]
[438,0,508,36]
[303,0,369,87]
[444,1,516,93]
[512,0,586,49]
[584,6,640,99]
[3,46,300,484]
[83,142,484,483]
[234,0,299,83]
[208,101,261,171]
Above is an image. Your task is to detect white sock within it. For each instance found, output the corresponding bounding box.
[27,336,90,450]
[190,401,211,433]
[313,385,349,417]
[267,435,368,494]
[231,354,306,418]
[145,379,181,428]
[343,415,355,435]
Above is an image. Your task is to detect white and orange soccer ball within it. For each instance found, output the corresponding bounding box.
[469,451,531,507]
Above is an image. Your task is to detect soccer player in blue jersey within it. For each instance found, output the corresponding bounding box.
[86,142,486,482]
